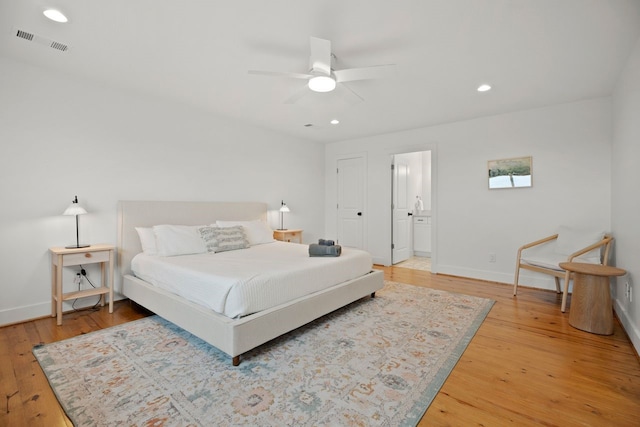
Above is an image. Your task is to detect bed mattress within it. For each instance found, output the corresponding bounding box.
[131,241,373,318]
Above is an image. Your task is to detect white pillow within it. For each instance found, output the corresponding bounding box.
[555,226,604,261]
[216,220,274,246]
[135,227,157,255]
[153,225,207,257]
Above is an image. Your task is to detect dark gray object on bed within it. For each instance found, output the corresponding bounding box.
[309,243,342,257]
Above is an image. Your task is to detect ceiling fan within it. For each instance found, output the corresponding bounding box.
[249,36,396,103]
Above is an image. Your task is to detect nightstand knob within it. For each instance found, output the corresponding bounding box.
[85,253,92,258]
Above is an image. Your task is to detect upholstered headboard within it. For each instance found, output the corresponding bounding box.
[117,201,268,276]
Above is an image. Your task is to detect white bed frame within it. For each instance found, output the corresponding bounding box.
[117,200,384,365]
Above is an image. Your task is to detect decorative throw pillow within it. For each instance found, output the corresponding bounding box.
[198,226,219,253]
[210,225,250,252]
[216,220,275,246]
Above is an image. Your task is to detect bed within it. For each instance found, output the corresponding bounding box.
[117,200,384,365]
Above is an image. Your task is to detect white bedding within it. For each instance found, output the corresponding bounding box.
[131,241,373,318]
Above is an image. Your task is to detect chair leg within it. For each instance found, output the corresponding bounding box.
[514,264,521,296]
[554,277,561,293]
[561,271,571,312]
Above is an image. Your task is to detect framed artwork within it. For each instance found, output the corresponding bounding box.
[488,156,532,189]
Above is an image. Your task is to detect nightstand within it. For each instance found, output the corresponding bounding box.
[50,244,115,325]
[273,229,303,243]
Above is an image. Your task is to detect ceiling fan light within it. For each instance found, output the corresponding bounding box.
[43,9,68,23]
[308,76,336,92]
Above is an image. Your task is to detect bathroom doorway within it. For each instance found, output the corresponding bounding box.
[391,150,432,270]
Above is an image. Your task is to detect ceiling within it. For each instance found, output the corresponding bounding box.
[2,1,640,143]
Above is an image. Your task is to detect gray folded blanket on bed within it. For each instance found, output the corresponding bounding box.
[318,239,335,246]
[309,243,342,257]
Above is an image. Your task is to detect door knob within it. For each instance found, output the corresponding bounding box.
[408,212,413,216]
[357,212,362,216]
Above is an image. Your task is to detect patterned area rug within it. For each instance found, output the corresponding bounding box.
[33,281,493,426]
[395,256,432,272]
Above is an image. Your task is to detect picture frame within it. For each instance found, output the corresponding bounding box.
[488,156,532,189]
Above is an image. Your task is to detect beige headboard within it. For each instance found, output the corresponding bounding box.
[117,200,268,276]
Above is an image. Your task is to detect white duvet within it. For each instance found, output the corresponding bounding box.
[131,241,373,318]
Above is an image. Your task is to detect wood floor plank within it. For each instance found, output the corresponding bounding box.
[0,325,26,426]
[1,267,638,426]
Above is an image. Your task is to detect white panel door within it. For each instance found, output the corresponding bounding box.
[337,156,365,249]
[392,160,411,264]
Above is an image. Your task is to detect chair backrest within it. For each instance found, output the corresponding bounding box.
[601,234,613,266]
[555,226,611,264]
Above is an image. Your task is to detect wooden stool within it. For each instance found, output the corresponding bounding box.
[560,262,626,335]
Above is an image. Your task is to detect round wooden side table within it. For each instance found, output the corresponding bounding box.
[560,262,626,335]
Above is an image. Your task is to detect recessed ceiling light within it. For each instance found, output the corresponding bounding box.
[43,9,68,23]
[477,84,492,92]
[308,76,336,92]
[330,119,340,125]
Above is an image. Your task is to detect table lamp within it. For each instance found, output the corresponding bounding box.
[63,195,90,248]
[278,200,290,230]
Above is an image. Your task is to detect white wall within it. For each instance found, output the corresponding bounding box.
[325,98,612,287]
[0,57,324,325]
[422,151,432,211]
[612,36,640,352]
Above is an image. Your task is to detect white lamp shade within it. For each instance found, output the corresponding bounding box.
[63,203,87,216]
[279,204,290,213]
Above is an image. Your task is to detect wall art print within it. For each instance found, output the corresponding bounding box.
[488,156,532,189]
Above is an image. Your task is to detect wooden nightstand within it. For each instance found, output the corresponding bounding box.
[273,229,303,243]
[50,244,115,325]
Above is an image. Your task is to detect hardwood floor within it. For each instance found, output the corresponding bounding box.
[1,267,638,426]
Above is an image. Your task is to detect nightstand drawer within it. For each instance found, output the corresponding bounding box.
[61,250,110,266]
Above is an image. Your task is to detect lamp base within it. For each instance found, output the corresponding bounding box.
[276,228,288,231]
[65,244,91,249]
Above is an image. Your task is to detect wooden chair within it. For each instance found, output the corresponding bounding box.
[513,228,613,312]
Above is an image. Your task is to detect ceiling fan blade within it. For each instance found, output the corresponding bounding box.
[248,70,313,80]
[336,83,364,105]
[309,37,332,76]
[334,64,396,83]
[283,85,310,104]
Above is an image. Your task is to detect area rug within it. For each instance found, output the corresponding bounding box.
[395,256,432,272]
[33,281,493,426]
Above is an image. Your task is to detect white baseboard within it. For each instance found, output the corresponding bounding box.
[0,301,51,326]
[0,294,125,327]
[436,265,561,291]
[372,256,388,266]
[614,298,640,355]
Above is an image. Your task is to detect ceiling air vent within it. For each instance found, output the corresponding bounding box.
[14,28,69,52]
[16,29,34,41]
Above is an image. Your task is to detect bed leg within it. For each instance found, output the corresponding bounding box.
[371,292,376,298]
[232,355,240,366]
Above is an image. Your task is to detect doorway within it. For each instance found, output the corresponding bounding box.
[391,151,432,269]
